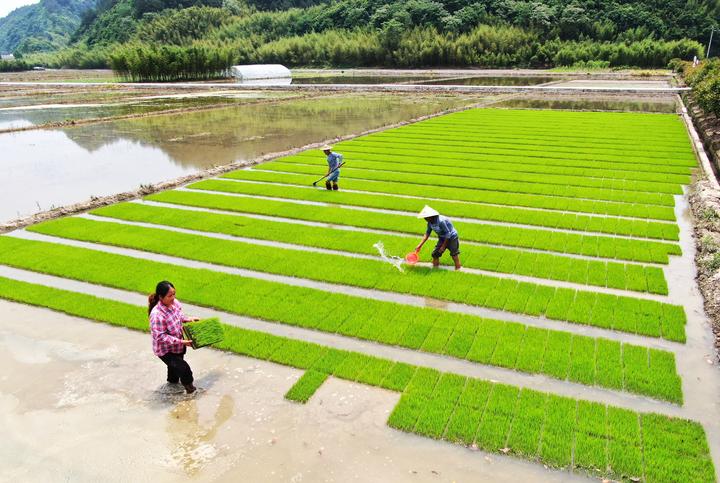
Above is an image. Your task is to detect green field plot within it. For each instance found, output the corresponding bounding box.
[91,203,668,294]
[0,279,711,481]
[0,237,684,401]
[145,190,681,264]
[1,107,709,480]
[252,160,678,206]
[19,222,686,341]
[216,171,679,225]
[277,153,686,194]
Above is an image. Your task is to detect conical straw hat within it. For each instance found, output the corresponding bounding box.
[417,205,439,218]
[321,145,333,151]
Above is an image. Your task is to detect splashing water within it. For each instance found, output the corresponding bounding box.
[373,241,405,273]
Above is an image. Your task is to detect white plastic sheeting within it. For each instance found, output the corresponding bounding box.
[230,64,291,80]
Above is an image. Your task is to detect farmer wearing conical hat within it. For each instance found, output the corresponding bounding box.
[415,205,462,271]
[322,145,343,191]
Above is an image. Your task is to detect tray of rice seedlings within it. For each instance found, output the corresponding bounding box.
[183,317,224,349]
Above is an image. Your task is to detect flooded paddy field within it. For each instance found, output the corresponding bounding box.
[0,90,484,222]
[492,93,679,113]
[1,71,719,482]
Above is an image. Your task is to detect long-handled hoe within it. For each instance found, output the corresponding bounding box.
[312,162,345,186]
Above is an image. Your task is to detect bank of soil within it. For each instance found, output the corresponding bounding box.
[685,89,720,354]
[689,177,720,353]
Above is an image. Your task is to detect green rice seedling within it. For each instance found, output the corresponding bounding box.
[568,335,596,386]
[625,264,648,292]
[542,332,572,380]
[606,407,643,479]
[465,325,501,364]
[474,385,520,452]
[353,358,395,386]
[646,266,669,295]
[379,362,416,392]
[332,352,374,381]
[539,395,576,468]
[0,239,686,400]
[284,370,329,403]
[661,305,687,342]
[641,414,716,483]
[399,323,432,350]
[573,433,608,474]
[387,393,425,432]
[142,190,680,264]
[0,276,712,480]
[182,317,224,349]
[445,405,484,444]
[523,285,555,316]
[413,398,457,439]
[595,339,623,390]
[31,217,682,334]
[405,367,441,398]
[545,288,575,321]
[489,324,525,368]
[420,326,453,353]
[444,330,475,359]
[514,327,548,374]
[506,389,547,457]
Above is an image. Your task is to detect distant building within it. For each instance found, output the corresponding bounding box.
[1,54,15,61]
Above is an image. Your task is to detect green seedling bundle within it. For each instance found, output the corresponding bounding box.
[22,221,686,341]
[183,317,224,349]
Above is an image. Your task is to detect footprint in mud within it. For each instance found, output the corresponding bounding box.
[165,394,235,475]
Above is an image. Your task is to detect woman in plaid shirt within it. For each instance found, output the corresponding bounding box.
[149,281,200,394]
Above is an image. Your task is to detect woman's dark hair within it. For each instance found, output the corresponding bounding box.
[148,281,175,315]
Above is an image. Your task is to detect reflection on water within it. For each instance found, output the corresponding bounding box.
[166,395,234,475]
[420,76,559,86]
[0,93,288,129]
[493,97,677,113]
[0,93,478,222]
[291,75,441,84]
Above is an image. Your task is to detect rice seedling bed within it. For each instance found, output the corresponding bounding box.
[220,170,677,225]
[19,221,686,342]
[358,130,694,159]
[146,190,680,264]
[253,161,681,206]
[315,145,693,181]
[0,237,683,400]
[282,153,686,193]
[91,203,668,294]
[0,278,710,481]
[343,134,695,166]
[199,177,679,240]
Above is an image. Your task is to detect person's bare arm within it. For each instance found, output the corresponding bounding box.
[416,233,430,252]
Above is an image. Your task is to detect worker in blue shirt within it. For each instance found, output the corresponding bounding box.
[322,145,342,191]
[415,205,462,270]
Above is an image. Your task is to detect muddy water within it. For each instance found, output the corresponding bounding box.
[492,96,677,113]
[0,299,589,482]
[419,76,558,86]
[0,93,287,130]
[0,93,478,222]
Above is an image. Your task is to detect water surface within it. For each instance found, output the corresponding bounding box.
[0,93,479,222]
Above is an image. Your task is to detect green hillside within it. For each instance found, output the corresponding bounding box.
[0,0,97,54]
[11,0,720,72]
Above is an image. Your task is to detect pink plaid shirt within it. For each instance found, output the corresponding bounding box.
[150,299,189,356]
